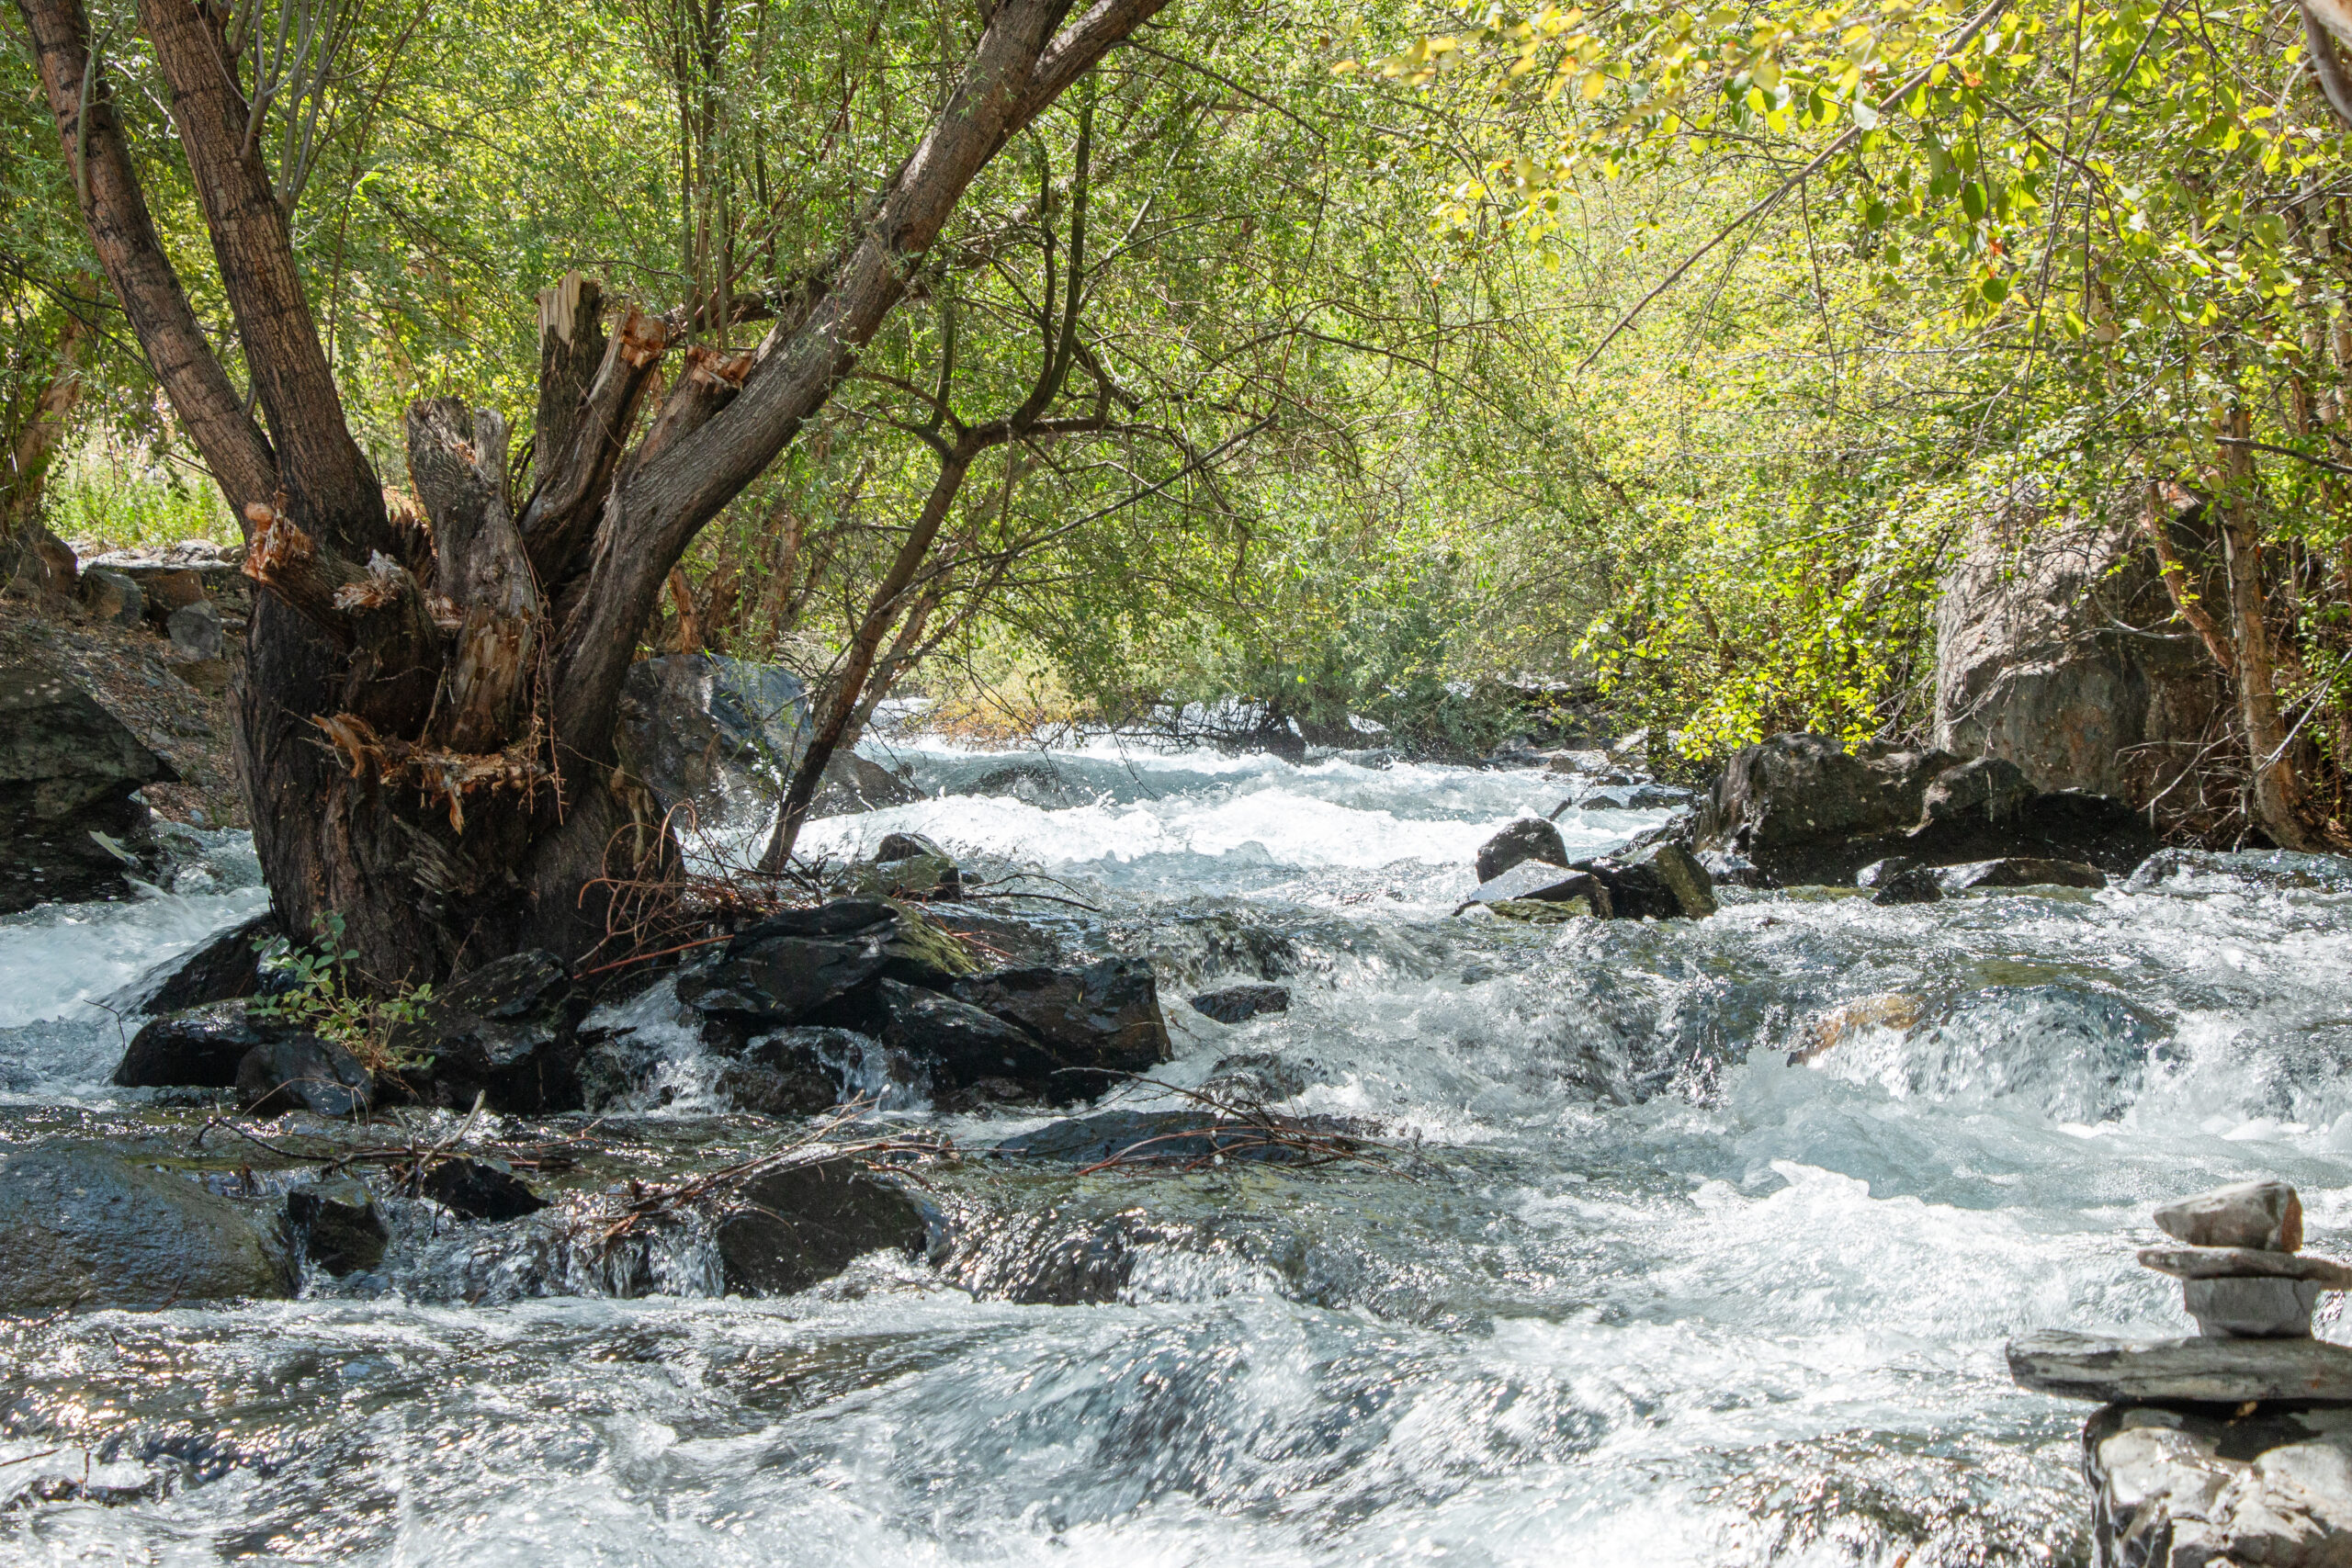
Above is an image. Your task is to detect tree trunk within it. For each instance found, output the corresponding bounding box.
[17,0,1170,981]
[2215,410,2320,849]
[2,301,92,600]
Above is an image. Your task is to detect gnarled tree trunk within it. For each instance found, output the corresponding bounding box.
[17,0,1169,982]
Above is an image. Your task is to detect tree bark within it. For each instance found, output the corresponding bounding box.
[2215,412,2320,849]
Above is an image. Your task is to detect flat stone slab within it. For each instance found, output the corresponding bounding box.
[2009,1330,2352,1404]
[2142,1247,2352,1288]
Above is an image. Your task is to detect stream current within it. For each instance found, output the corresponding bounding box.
[5,741,2352,1565]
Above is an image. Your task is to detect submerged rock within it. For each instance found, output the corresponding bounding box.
[0,1145,294,1310]
[715,1026,872,1116]
[715,1156,928,1295]
[0,653,175,912]
[1936,857,2107,893]
[286,1180,389,1276]
[115,999,274,1089]
[2085,1403,2352,1568]
[236,1033,374,1117]
[1189,983,1292,1024]
[958,760,1081,808]
[992,1109,1358,1168]
[420,1158,547,1222]
[2127,848,2352,894]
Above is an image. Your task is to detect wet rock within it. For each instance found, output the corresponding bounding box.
[1573,841,1717,919]
[992,1108,1360,1168]
[866,977,1147,1104]
[2085,1403,2352,1568]
[715,1026,877,1116]
[2007,1330,2352,1404]
[1202,1051,1316,1102]
[2127,848,2352,894]
[407,950,588,1113]
[165,598,224,660]
[926,908,1066,968]
[808,750,922,816]
[77,566,143,626]
[1936,857,2107,893]
[1,653,175,912]
[1475,818,1567,883]
[846,831,960,899]
[1916,755,2035,828]
[120,912,278,1015]
[1933,496,2230,813]
[960,759,1080,807]
[2156,1179,2303,1253]
[677,900,899,1023]
[1189,983,1292,1024]
[114,1000,275,1089]
[235,1034,374,1117]
[0,1144,295,1310]
[950,958,1171,1077]
[1464,860,1611,913]
[286,1180,388,1276]
[715,1156,928,1295]
[420,1157,547,1222]
[1697,847,1768,886]
[613,652,806,829]
[1788,993,1925,1066]
[1858,857,1944,906]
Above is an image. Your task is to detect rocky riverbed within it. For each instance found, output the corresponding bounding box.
[6,735,2352,1563]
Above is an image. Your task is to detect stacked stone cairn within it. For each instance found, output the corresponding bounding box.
[2007,1179,2352,1566]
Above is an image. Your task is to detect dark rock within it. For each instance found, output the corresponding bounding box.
[677,900,898,1023]
[286,1180,388,1276]
[1476,817,1568,883]
[1862,860,1938,907]
[961,760,1080,808]
[235,1034,373,1117]
[613,653,807,830]
[1697,847,1768,886]
[165,598,224,660]
[808,750,922,816]
[1464,860,1612,913]
[0,1145,295,1310]
[715,1026,871,1116]
[870,979,1097,1102]
[0,654,175,912]
[407,950,588,1113]
[1916,755,2035,828]
[1572,840,1717,919]
[115,1000,274,1089]
[992,1108,1360,1168]
[925,908,1067,969]
[849,830,960,899]
[2127,848,2352,894]
[420,1157,547,1222]
[120,913,278,1015]
[77,566,143,626]
[1934,494,2231,815]
[2084,1403,2352,1568]
[1189,983,1292,1024]
[950,958,1171,1076]
[715,1156,928,1294]
[1201,1051,1316,1102]
[132,566,209,625]
[1936,857,2107,893]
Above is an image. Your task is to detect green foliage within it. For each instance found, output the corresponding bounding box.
[252,914,437,1078]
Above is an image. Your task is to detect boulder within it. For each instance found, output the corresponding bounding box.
[715,1156,929,1294]
[77,566,143,626]
[1933,495,2229,815]
[2007,1330,2352,1404]
[2086,1403,2352,1568]
[1858,857,1944,906]
[420,1157,546,1222]
[991,1108,1359,1168]
[165,598,224,660]
[871,979,1092,1102]
[115,1000,275,1089]
[2180,1276,2327,1339]
[235,1034,374,1117]
[960,760,1080,808]
[846,830,960,899]
[120,913,277,1015]
[1694,731,2157,886]
[0,1145,294,1310]
[405,949,587,1112]
[1,524,76,602]
[1936,857,2107,894]
[1572,841,1717,919]
[808,750,923,817]
[678,899,971,1027]
[2156,1179,2303,1253]
[286,1179,388,1276]
[613,653,807,829]
[1189,983,1292,1024]
[0,654,174,911]
[950,958,1171,1075]
[1464,861,1612,914]
[714,1026,874,1116]
[1476,818,1567,883]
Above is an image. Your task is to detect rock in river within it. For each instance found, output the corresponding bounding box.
[2086,1403,2352,1568]
[403,949,589,1113]
[715,1156,929,1294]
[1189,983,1292,1024]
[1475,818,1567,883]
[2007,1330,2352,1404]
[115,999,275,1089]
[0,1145,294,1311]
[1,653,175,912]
[236,1033,373,1117]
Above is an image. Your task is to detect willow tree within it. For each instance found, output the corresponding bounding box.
[16,0,1169,978]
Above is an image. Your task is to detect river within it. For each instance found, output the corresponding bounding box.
[5,740,2350,1565]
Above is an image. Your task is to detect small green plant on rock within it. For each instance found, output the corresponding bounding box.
[252,913,437,1079]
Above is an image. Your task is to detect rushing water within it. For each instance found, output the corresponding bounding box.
[5,742,2352,1565]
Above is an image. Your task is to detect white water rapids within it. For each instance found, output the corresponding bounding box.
[4,741,2351,1565]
